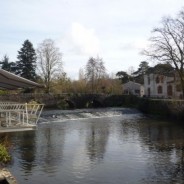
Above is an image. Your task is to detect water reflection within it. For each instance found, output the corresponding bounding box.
[136,119,184,183]
[18,131,36,173]
[85,119,109,162]
[6,110,184,184]
[36,123,66,173]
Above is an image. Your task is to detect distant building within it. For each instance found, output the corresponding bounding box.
[123,81,144,97]
[144,64,183,99]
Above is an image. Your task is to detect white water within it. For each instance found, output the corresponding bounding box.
[40,108,140,123]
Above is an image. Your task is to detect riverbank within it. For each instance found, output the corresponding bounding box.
[138,98,184,121]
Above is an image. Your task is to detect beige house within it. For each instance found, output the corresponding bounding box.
[123,81,144,97]
[144,72,183,99]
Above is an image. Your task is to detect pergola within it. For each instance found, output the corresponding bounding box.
[0,69,42,90]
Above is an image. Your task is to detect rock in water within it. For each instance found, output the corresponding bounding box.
[0,168,17,184]
[0,173,5,181]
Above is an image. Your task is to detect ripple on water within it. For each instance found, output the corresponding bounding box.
[6,108,184,184]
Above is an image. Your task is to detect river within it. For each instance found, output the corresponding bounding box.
[5,108,184,184]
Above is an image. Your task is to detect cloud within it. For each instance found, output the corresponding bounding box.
[71,23,100,55]
[133,39,149,49]
[121,39,149,51]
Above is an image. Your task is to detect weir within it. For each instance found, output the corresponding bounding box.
[40,108,139,123]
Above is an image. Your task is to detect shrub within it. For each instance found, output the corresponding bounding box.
[0,144,11,164]
[0,90,8,95]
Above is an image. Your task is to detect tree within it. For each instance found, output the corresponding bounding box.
[16,40,37,81]
[79,68,85,80]
[0,55,16,72]
[127,66,135,76]
[116,71,131,83]
[86,57,96,93]
[85,56,106,93]
[134,61,149,76]
[143,9,184,97]
[133,61,149,84]
[51,72,72,93]
[37,39,63,93]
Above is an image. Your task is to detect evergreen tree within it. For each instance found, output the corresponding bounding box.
[132,61,150,84]
[133,61,149,76]
[0,55,16,72]
[116,71,131,84]
[16,40,37,81]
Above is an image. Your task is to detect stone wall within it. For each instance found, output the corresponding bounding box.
[138,98,184,120]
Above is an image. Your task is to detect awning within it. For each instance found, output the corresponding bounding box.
[0,69,42,89]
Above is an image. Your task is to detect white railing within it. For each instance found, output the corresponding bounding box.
[0,102,44,128]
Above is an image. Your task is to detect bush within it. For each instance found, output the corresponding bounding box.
[0,90,8,95]
[0,144,11,164]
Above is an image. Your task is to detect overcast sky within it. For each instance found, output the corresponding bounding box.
[0,0,184,79]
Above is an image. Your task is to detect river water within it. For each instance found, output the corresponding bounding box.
[5,108,184,184]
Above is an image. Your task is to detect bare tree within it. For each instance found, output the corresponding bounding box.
[79,68,85,80]
[143,9,184,96]
[85,56,106,93]
[37,39,63,93]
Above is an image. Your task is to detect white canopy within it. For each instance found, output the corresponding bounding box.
[0,69,42,89]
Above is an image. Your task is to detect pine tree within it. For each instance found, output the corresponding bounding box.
[16,40,37,81]
[0,55,16,72]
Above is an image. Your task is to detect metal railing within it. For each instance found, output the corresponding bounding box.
[0,102,44,128]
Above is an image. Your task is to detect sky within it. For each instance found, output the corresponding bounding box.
[0,0,184,79]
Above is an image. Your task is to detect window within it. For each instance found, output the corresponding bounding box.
[157,85,162,94]
[156,76,160,83]
[176,84,182,92]
[148,76,150,85]
[160,76,164,83]
[167,85,172,96]
[135,89,140,94]
[124,90,128,94]
[148,88,150,96]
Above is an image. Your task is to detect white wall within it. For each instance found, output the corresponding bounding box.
[144,73,182,98]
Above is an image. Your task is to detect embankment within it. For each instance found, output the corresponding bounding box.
[138,98,184,120]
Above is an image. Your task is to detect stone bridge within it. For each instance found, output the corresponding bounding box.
[0,93,139,109]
